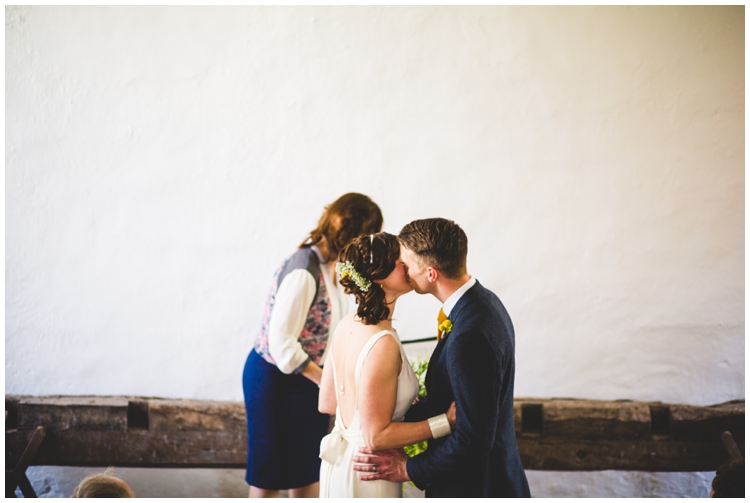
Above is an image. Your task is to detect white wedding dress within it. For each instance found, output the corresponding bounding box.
[319,329,419,498]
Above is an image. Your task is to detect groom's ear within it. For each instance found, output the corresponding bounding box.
[426,266,439,283]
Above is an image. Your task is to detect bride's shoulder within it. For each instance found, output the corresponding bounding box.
[360,331,401,375]
[365,328,401,353]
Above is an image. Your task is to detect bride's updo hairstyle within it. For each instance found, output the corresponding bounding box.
[338,232,400,325]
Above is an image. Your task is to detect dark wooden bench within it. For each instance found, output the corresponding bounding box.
[5,395,743,479]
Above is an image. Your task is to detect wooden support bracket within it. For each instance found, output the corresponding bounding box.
[721,431,744,460]
[5,426,46,498]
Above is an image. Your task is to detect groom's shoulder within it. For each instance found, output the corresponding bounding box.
[471,280,503,302]
[460,281,506,318]
[455,282,514,342]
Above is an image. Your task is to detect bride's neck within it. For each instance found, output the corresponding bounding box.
[383,293,402,323]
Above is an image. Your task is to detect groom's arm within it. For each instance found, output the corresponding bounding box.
[405,331,501,490]
[403,398,430,422]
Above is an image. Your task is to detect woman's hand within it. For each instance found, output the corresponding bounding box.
[300,361,323,386]
[446,401,457,430]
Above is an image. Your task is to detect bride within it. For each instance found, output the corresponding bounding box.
[318,232,456,498]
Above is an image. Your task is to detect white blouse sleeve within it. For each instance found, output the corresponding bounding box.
[267,268,317,374]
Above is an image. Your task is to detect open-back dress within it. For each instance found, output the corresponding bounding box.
[319,329,419,498]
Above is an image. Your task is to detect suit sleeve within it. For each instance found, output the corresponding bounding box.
[406,331,501,489]
[404,399,430,423]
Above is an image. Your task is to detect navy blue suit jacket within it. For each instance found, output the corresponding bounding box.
[405,281,530,497]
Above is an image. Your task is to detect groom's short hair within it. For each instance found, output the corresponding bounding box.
[398,218,468,279]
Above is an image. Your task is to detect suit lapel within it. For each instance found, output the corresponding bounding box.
[425,333,447,393]
[425,282,484,398]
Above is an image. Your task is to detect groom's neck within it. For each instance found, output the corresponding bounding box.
[433,273,472,304]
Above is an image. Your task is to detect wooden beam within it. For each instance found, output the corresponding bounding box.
[5,396,743,471]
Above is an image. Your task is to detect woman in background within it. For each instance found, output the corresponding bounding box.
[243,193,383,498]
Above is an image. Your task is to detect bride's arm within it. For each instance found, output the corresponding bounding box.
[318,352,337,415]
[320,319,350,415]
[359,337,441,451]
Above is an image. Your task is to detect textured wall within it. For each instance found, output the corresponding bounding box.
[6,6,743,497]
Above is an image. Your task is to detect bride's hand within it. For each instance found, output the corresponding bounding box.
[446,402,457,430]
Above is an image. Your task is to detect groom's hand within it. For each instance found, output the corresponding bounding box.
[352,447,410,483]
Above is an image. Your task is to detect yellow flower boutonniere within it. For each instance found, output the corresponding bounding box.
[439,319,453,338]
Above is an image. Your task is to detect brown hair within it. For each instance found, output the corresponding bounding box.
[398,218,468,279]
[338,232,401,325]
[71,468,134,498]
[711,458,744,498]
[300,193,383,258]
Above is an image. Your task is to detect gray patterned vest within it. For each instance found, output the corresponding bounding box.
[253,247,332,367]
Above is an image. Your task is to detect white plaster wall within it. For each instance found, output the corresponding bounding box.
[6,6,743,498]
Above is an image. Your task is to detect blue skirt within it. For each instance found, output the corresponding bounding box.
[242,350,331,490]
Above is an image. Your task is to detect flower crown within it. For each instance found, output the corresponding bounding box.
[335,261,372,292]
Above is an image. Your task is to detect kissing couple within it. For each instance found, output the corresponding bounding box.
[318,218,531,498]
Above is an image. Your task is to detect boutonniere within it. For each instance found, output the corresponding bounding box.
[438,319,453,340]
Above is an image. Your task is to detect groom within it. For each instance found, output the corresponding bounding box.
[353,218,530,497]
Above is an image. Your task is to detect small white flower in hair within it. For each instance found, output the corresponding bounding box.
[335,261,372,292]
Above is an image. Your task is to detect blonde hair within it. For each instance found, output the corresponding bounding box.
[71,467,135,498]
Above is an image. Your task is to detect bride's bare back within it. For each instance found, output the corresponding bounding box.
[329,313,402,433]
